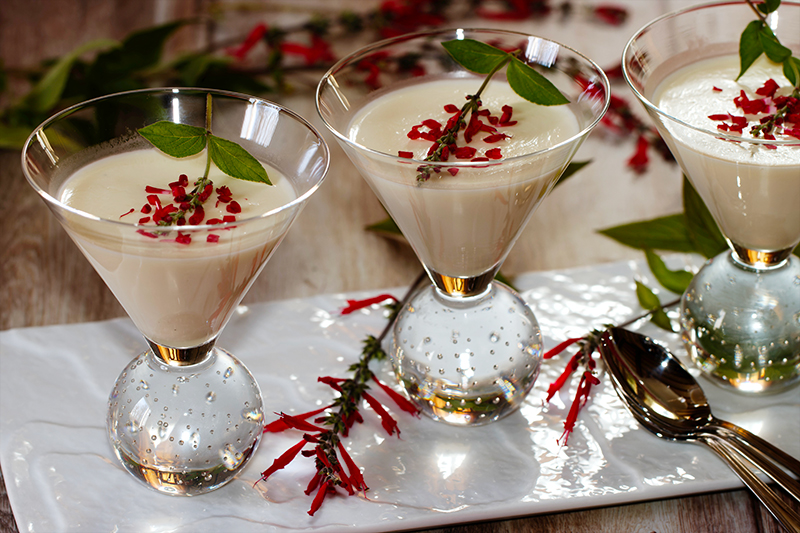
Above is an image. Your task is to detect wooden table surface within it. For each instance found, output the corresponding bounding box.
[1,1,798,532]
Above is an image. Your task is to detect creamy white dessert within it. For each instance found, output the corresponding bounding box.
[59,149,296,348]
[348,77,581,278]
[651,55,800,253]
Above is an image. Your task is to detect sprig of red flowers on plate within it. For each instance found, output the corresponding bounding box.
[258,269,680,515]
[257,273,425,516]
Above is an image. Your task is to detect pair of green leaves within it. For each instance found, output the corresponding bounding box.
[601,175,799,331]
[738,0,800,85]
[139,119,271,185]
[441,39,570,106]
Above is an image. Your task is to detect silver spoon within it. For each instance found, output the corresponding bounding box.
[599,327,800,532]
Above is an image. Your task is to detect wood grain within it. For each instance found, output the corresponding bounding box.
[1,1,798,532]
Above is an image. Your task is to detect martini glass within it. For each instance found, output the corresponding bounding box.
[317,29,609,425]
[21,88,329,494]
[623,2,800,394]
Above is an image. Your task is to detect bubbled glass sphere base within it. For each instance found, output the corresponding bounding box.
[681,252,800,395]
[107,347,264,495]
[391,282,543,426]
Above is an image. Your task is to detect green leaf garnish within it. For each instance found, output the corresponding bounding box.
[366,216,405,240]
[493,271,518,292]
[783,56,800,86]
[22,39,117,113]
[682,176,727,259]
[758,0,781,14]
[138,122,207,158]
[635,280,674,332]
[138,94,271,186]
[598,214,695,253]
[758,26,791,63]
[554,160,591,188]
[88,21,185,92]
[507,57,570,106]
[442,39,569,106]
[208,135,271,185]
[737,20,764,80]
[644,249,694,295]
[441,39,509,75]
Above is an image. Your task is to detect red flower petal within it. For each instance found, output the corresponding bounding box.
[543,337,582,360]
[259,438,307,482]
[545,350,581,402]
[483,133,509,143]
[264,405,333,433]
[363,392,400,437]
[228,23,268,60]
[341,294,398,315]
[136,229,158,239]
[485,148,502,160]
[308,481,331,516]
[337,441,368,492]
[371,375,419,416]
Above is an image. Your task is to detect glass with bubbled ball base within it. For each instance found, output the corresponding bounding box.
[22,88,329,494]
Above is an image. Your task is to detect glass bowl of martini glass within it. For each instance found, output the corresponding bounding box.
[21,88,329,494]
[317,29,609,425]
[623,2,800,393]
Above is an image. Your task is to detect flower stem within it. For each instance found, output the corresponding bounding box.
[416,53,516,181]
[616,297,681,329]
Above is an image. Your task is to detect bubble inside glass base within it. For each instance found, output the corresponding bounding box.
[391,281,543,426]
[107,346,264,495]
[681,252,800,394]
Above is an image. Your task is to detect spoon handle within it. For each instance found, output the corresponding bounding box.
[702,436,800,532]
[714,419,800,478]
[708,429,800,503]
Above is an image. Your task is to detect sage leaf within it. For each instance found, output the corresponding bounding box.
[554,160,591,188]
[783,56,800,86]
[758,26,791,63]
[650,308,675,332]
[507,57,570,106]
[442,39,509,74]
[644,249,694,294]
[635,281,674,332]
[494,271,518,292]
[23,39,117,113]
[598,214,695,253]
[208,135,271,185]
[89,21,184,87]
[758,0,781,14]
[366,217,405,240]
[683,176,727,259]
[738,20,764,80]
[139,121,207,158]
[0,123,36,150]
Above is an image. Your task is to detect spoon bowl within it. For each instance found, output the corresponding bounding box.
[599,327,800,531]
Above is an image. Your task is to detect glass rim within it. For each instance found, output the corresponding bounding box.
[21,87,330,231]
[316,27,610,167]
[621,0,800,148]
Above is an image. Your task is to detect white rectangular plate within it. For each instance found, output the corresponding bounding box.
[1,258,798,532]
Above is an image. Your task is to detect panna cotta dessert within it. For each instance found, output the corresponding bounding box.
[59,148,296,348]
[348,77,581,279]
[650,55,800,253]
